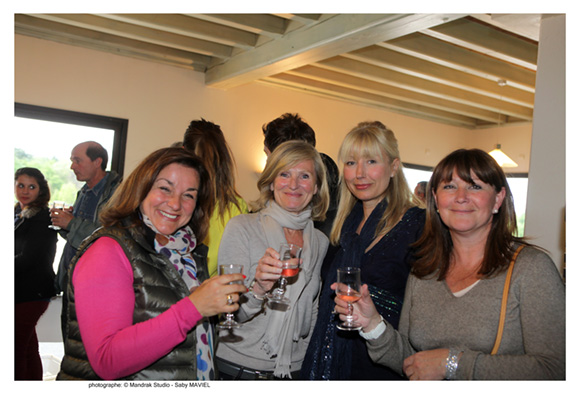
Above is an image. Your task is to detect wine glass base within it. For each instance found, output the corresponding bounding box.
[217,322,242,330]
[267,297,291,311]
[336,323,361,331]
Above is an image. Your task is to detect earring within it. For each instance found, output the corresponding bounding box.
[493,209,498,214]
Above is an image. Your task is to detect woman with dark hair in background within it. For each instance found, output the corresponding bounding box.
[183,119,248,277]
[57,148,246,380]
[14,167,57,380]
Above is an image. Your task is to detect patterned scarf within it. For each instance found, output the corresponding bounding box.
[141,213,214,380]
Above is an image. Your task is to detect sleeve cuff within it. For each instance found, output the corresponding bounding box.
[359,316,386,340]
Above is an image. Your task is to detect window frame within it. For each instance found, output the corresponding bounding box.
[14,103,128,177]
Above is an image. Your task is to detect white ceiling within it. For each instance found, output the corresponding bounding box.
[15,13,542,129]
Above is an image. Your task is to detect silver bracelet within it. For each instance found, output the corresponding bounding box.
[248,280,265,300]
[251,291,265,301]
[445,348,461,380]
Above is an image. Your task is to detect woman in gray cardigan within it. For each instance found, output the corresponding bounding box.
[216,141,329,379]
[334,148,565,380]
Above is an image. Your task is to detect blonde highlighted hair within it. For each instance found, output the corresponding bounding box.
[251,140,329,221]
[330,121,419,245]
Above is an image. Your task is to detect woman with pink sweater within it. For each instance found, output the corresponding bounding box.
[57,148,246,380]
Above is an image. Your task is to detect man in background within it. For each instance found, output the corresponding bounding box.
[51,141,121,338]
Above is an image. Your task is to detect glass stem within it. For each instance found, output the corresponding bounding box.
[279,277,287,293]
[346,303,354,324]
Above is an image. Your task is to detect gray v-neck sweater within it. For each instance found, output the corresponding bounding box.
[366,245,565,380]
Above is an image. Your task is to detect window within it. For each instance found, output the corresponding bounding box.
[15,103,127,175]
[14,103,128,270]
[403,163,433,194]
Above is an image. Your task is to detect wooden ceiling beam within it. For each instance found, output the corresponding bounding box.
[315,57,533,120]
[262,73,479,128]
[205,13,466,89]
[31,14,233,59]
[288,66,510,123]
[100,13,258,49]
[193,14,289,37]
[380,33,536,91]
[422,17,538,70]
[15,14,211,71]
[346,45,535,107]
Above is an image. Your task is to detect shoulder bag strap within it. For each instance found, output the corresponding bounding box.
[491,244,525,355]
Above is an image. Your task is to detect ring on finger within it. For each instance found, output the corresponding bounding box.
[227,294,234,305]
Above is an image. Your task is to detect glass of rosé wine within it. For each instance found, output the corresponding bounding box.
[267,243,302,309]
[336,267,362,331]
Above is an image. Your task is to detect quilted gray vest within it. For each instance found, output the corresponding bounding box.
[57,222,209,380]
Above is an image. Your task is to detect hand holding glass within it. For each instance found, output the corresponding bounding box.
[48,201,66,230]
[336,267,362,331]
[267,244,302,308]
[217,264,244,329]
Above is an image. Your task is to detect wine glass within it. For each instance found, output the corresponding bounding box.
[48,201,65,230]
[336,267,362,331]
[267,243,302,308]
[217,264,244,330]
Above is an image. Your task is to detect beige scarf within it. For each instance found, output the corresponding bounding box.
[259,201,321,378]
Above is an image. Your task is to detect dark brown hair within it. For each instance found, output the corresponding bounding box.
[84,141,108,171]
[262,113,316,153]
[412,148,526,280]
[183,118,244,220]
[14,167,51,208]
[100,147,213,241]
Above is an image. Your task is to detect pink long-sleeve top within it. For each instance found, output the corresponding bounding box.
[72,237,202,380]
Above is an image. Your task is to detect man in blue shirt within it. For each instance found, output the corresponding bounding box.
[51,141,121,338]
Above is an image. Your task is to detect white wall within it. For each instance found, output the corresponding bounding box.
[525,15,566,274]
[15,34,530,203]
